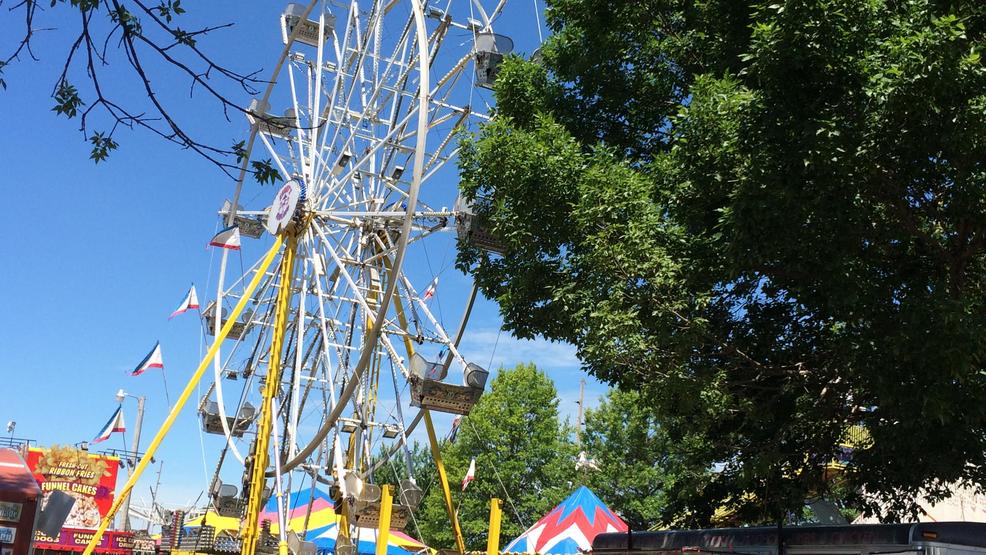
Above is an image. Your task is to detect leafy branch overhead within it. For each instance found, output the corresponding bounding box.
[2,0,278,182]
[461,0,986,525]
[89,131,118,162]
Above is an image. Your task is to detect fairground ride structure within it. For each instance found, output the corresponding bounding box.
[81,2,537,555]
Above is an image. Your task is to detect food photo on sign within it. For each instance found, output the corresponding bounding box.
[24,446,119,531]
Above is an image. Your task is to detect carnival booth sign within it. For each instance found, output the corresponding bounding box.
[24,447,120,532]
[33,529,132,555]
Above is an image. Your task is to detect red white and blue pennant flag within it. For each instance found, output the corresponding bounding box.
[169,285,200,319]
[423,276,439,301]
[131,342,164,376]
[209,226,241,250]
[93,407,126,443]
[461,457,476,491]
[446,415,462,443]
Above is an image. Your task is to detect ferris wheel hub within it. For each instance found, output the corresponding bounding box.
[265,179,304,236]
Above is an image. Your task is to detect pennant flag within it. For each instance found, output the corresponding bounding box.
[131,342,164,376]
[446,415,462,443]
[93,407,126,443]
[169,284,200,319]
[209,225,241,250]
[461,457,476,491]
[423,276,439,301]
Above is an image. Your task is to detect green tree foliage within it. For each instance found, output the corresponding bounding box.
[415,363,576,550]
[458,0,986,524]
[368,441,436,498]
[581,389,673,530]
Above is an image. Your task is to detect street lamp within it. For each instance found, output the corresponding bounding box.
[115,389,145,531]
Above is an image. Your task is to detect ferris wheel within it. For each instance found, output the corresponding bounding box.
[192,1,526,554]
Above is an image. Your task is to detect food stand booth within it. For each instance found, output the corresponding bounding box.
[0,447,42,555]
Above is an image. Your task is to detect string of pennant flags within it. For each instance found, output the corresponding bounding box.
[91,283,200,442]
[93,225,241,442]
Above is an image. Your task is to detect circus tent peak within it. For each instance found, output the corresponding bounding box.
[503,486,628,555]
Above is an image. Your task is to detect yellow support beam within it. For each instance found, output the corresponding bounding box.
[382,257,416,363]
[424,409,466,555]
[375,485,394,555]
[391,280,467,555]
[338,505,352,549]
[82,236,285,555]
[486,498,503,555]
[242,233,298,555]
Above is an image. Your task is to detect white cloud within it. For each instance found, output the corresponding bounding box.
[457,327,581,372]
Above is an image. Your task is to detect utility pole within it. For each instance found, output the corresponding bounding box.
[576,378,585,447]
[116,390,145,531]
[149,461,164,532]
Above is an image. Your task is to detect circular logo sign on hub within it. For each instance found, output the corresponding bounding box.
[266,179,302,235]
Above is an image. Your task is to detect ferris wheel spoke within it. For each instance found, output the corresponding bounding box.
[361,408,424,481]
[317,103,421,209]
[431,50,472,100]
[486,0,509,27]
[286,243,313,459]
[423,147,462,184]
[312,220,394,329]
[287,61,311,172]
[323,29,418,183]
[308,6,357,188]
[311,254,348,415]
[309,226,386,348]
[398,271,469,371]
[214,247,270,300]
[307,10,331,179]
[256,131,295,183]
[316,5,396,182]
[286,335,328,457]
[361,224,450,270]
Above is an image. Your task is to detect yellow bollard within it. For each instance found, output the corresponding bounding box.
[486,498,503,555]
[376,485,394,555]
[423,410,467,554]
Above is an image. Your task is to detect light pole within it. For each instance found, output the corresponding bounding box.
[115,389,145,531]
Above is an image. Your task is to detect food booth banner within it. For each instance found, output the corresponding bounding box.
[33,529,133,554]
[24,447,120,532]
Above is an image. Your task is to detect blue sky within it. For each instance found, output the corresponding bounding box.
[0,1,607,512]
